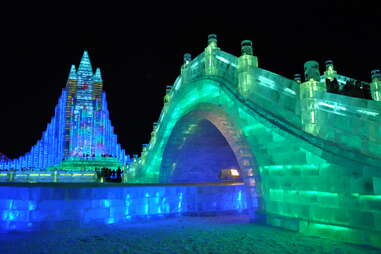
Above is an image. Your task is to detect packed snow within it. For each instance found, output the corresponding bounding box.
[0,215,378,254]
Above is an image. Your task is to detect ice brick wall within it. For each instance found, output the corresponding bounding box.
[0,183,247,232]
[260,164,381,248]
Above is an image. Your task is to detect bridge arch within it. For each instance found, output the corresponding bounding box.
[126,45,381,247]
[159,104,257,184]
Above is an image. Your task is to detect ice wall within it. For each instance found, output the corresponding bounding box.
[0,183,248,232]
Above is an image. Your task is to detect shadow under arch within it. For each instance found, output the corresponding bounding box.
[159,103,261,219]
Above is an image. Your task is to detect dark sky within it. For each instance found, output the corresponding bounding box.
[0,2,380,158]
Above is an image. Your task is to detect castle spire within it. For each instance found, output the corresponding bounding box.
[77,51,93,75]
[68,65,77,80]
[93,68,103,82]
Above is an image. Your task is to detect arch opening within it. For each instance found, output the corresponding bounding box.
[161,119,242,183]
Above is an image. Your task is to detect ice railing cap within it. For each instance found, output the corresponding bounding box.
[294,73,302,83]
[371,69,381,80]
[325,60,334,70]
[241,40,253,56]
[304,60,320,82]
[183,53,192,64]
[208,34,217,46]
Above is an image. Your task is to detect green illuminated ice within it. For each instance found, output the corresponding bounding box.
[124,34,381,248]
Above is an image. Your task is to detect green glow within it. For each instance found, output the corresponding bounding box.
[309,222,351,232]
[261,164,330,171]
[371,78,381,101]
[268,189,339,203]
[357,194,381,200]
[237,54,258,98]
[324,65,337,81]
[51,156,123,171]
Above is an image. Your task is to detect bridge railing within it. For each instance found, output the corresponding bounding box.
[313,92,381,159]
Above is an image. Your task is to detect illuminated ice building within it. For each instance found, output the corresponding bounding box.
[0,52,130,170]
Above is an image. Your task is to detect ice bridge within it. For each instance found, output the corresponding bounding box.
[126,34,381,247]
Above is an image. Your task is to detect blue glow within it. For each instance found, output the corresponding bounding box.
[125,194,131,216]
[0,184,247,232]
[162,197,169,214]
[3,210,15,221]
[106,218,115,224]
[8,200,13,209]
[103,199,110,208]
[235,190,244,211]
[155,192,162,214]
[28,201,36,211]
[177,192,184,213]
[144,193,149,215]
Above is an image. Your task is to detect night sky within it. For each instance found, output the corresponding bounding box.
[0,2,380,158]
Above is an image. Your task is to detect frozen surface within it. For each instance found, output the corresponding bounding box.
[0,214,378,254]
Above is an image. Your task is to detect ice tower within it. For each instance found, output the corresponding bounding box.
[0,51,130,171]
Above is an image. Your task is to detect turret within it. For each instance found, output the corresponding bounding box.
[93,68,103,83]
[77,51,93,78]
[370,69,381,101]
[68,65,77,80]
[93,68,103,98]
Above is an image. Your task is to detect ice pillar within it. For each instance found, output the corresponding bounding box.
[237,40,258,98]
[370,69,381,101]
[300,61,326,135]
[204,34,220,75]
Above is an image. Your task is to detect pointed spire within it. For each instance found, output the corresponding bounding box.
[68,65,77,80]
[93,68,103,82]
[77,51,93,75]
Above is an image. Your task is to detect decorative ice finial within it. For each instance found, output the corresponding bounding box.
[207,34,217,47]
[371,69,381,81]
[294,73,302,83]
[68,65,77,80]
[304,60,320,82]
[93,68,103,82]
[241,40,253,56]
[183,53,192,65]
[324,60,337,81]
[78,51,93,74]
[325,60,334,70]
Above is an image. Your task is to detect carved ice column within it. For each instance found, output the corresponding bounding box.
[204,34,220,75]
[237,40,258,99]
[299,60,326,135]
[370,69,381,101]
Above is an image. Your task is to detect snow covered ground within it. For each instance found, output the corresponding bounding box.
[0,214,379,254]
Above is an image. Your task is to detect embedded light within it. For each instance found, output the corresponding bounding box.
[230,169,240,177]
